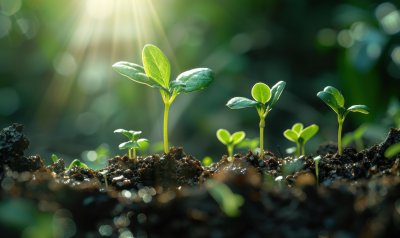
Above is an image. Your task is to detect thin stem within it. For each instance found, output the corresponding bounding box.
[338,117,344,155]
[296,142,300,157]
[259,117,265,159]
[163,103,170,153]
[133,148,137,158]
[227,145,233,159]
[315,161,319,185]
[128,149,132,158]
[300,142,305,156]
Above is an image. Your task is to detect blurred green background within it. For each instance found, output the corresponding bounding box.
[1,0,399,165]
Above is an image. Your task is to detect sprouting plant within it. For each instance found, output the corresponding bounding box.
[385,143,400,158]
[342,124,368,151]
[313,155,321,185]
[112,44,214,153]
[202,156,213,167]
[206,179,244,217]
[237,137,259,152]
[283,123,319,156]
[67,159,89,171]
[216,129,246,160]
[226,81,286,158]
[114,129,149,159]
[317,86,369,155]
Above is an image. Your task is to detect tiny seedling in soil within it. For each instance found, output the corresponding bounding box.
[226,81,286,158]
[67,159,89,171]
[112,44,214,153]
[114,129,149,159]
[313,155,321,185]
[283,123,319,156]
[216,129,246,160]
[317,86,369,155]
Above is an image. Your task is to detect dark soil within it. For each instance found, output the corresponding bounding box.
[1,123,400,237]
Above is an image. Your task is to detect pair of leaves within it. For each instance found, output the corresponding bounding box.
[216,129,245,146]
[283,123,319,144]
[226,81,286,110]
[114,129,149,150]
[317,86,369,117]
[112,44,214,95]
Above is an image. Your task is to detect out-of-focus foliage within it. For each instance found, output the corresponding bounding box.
[0,0,399,161]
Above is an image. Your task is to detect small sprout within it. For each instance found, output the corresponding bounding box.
[342,124,368,151]
[51,154,60,163]
[283,123,319,156]
[237,137,259,152]
[216,129,246,160]
[113,44,214,153]
[317,86,369,155]
[202,156,213,167]
[227,81,286,159]
[385,143,400,158]
[313,155,321,185]
[67,159,89,171]
[114,129,149,159]
[206,180,244,217]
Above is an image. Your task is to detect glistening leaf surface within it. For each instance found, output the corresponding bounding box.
[112,62,159,88]
[217,129,231,145]
[231,131,246,145]
[114,129,135,140]
[267,81,286,109]
[317,91,342,115]
[299,124,319,143]
[292,123,303,133]
[251,83,271,104]
[172,68,214,93]
[347,105,370,114]
[283,130,298,142]
[119,141,140,150]
[142,44,170,88]
[226,97,259,109]
[323,86,344,107]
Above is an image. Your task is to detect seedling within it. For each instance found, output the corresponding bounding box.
[226,81,286,158]
[283,123,319,156]
[313,155,321,185]
[67,159,89,171]
[385,143,400,158]
[343,124,368,151]
[114,129,149,159]
[237,137,259,152]
[113,44,214,153]
[206,179,244,217]
[317,86,369,155]
[216,129,246,160]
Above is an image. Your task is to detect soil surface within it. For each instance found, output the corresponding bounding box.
[1,123,400,237]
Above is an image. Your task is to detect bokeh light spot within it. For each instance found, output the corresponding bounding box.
[391,46,400,65]
[366,43,381,59]
[337,30,354,48]
[0,0,22,16]
[375,2,400,35]
[53,52,77,77]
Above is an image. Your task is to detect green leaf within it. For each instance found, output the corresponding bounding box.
[216,129,231,145]
[323,86,344,107]
[68,159,89,170]
[299,124,319,143]
[137,138,149,149]
[317,91,342,115]
[292,123,303,133]
[231,131,246,145]
[385,143,400,158]
[283,129,298,142]
[118,141,140,150]
[226,97,259,109]
[114,129,135,140]
[132,131,142,141]
[112,61,161,88]
[251,83,271,104]
[267,81,286,109]
[347,105,369,114]
[172,68,214,93]
[142,44,170,88]
[51,154,59,163]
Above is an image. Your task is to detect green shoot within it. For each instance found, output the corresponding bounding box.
[385,143,400,158]
[342,124,368,151]
[51,154,60,163]
[67,159,89,171]
[226,81,286,159]
[206,180,244,217]
[114,129,149,159]
[216,129,246,160]
[202,156,213,167]
[283,123,319,156]
[237,137,259,152]
[313,155,321,185]
[317,86,369,155]
[112,44,214,153]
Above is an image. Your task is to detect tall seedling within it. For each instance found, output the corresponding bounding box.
[317,86,369,155]
[113,45,214,153]
[226,81,286,158]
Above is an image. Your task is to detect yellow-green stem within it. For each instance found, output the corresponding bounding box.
[163,103,170,154]
[300,142,305,156]
[227,145,233,159]
[133,148,137,158]
[296,142,301,157]
[259,118,265,159]
[338,117,344,155]
[128,149,132,158]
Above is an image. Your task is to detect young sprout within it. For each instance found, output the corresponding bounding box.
[317,86,369,155]
[342,124,368,151]
[216,129,246,160]
[67,159,89,171]
[313,155,321,185]
[226,81,286,158]
[237,137,259,153]
[114,129,149,159]
[283,123,319,156]
[112,44,214,153]
[385,143,400,158]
